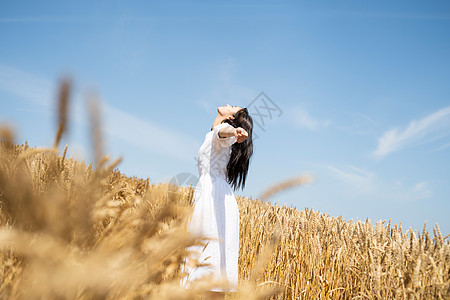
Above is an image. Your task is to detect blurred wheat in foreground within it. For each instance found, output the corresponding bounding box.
[0,81,449,299]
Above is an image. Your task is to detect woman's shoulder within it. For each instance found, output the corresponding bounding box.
[211,122,236,149]
[213,122,234,131]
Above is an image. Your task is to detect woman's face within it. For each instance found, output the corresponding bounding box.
[218,104,242,118]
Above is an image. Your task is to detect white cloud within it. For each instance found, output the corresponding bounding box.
[195,100,212,113]
[319,11,450,21]
[374,106,450,158]
[388,180,434,202]
[335,111,379,136]
[292,107,330,131]
[413,181,433,199]
[324,163,434,203]
[327,164,377,196]
[196,57,256,113]
[0,16,131,23]
[103,104,198,161]
[0,64,197,162]
[0,17,83,23]
[436,142,450,151]
[0,65,55,107]
[315,163,379,199]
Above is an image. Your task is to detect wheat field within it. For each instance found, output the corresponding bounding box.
[0,80,448,299]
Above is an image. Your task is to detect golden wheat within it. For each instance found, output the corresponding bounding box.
[0,80,448,299]
[0,80,280,299]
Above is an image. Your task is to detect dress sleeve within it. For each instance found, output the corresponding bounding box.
[212,122,237,149]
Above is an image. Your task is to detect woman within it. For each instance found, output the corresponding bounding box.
[181,104,253,299]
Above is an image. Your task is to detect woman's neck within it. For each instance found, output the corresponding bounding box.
[211,113,226,131]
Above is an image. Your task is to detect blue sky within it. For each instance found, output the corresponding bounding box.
[1,0,449,234]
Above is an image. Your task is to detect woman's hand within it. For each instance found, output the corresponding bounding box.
[235,127,248,143]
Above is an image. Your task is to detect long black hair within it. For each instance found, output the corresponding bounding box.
[222,108,253,191]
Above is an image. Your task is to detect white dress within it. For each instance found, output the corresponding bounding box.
[180,122,239,292]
